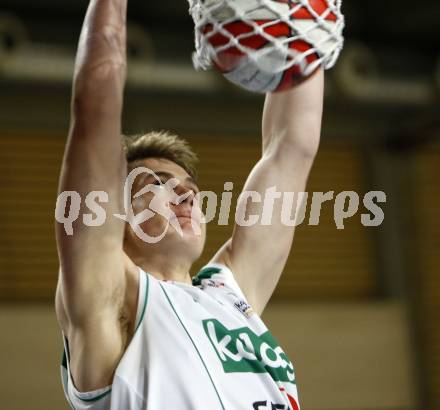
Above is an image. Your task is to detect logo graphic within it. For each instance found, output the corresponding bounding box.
[253,388,300,410]
[233,299,254,318]
[202,279,225,289]
[253,395,300,410]
[203,319,295,383]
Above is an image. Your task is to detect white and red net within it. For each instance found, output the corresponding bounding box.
[188,0,345,77]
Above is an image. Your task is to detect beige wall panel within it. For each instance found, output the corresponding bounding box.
[414,147,440,410]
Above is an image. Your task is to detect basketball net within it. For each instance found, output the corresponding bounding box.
[189,0,345,76]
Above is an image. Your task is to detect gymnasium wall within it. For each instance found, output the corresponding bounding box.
[414,146,440,409]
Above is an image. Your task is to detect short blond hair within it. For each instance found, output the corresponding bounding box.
[123,131,198,180]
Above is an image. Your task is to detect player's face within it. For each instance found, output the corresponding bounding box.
[127,157,206,256]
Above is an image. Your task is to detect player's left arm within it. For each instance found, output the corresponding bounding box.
[212,69,324,314]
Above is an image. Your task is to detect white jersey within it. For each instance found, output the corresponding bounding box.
[61,263,300,410]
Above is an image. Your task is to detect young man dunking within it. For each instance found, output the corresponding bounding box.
[56,0,325,408]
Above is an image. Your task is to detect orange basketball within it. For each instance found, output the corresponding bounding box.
[202,0,339,92]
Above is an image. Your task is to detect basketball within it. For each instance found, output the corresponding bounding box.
[201,0,340,92]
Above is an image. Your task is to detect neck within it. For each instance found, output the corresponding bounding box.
[125,242,193,285]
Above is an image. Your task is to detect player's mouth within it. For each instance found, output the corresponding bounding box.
[172,212,199,224]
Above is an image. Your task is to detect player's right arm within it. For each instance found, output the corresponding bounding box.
[55,0,133,392]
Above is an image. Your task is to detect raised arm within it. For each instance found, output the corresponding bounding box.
[212,69,324,314]
[55,0,131,391]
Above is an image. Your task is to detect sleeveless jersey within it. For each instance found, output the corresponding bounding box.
[61,263,300,410]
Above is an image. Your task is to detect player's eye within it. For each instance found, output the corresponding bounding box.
[152,179,164,186]
[188,184,199,195]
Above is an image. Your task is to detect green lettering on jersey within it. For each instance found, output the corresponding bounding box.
[203,319,296,383]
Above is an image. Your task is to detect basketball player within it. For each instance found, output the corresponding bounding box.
[55,0,326,409]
